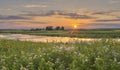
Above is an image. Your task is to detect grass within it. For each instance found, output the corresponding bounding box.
[1,29,120,38]
[0,39,120,70]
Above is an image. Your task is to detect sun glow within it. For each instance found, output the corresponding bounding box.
[73,25,77,29]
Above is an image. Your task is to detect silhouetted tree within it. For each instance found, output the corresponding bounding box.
[55,26,60,30]
[46,26,53,30]
[30,28,42,31]
[61,26,64,30]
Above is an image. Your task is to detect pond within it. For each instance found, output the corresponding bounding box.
[0,34,119,43]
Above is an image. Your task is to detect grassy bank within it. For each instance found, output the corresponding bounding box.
[0,39,120,70]
[1,29,120,38]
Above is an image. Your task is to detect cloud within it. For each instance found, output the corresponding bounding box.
[109,0,120,4]
[92,24,120,28]
[24,10,94,19]
[92,10,120,17]
[0,9,12,11]
[12,21,48,24]
[92,11,108,15]
[91,10,120,21]
[0,15,30,20]
[79,23,120,29]
[0,19,48,29]
[24,10,119,20]
[24,4,48,8]
[1,10,120,29]
[96,19,120,22]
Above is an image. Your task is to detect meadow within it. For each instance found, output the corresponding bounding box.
[0,29,120,70]
[0,39,120,70]
[1,28,120,38]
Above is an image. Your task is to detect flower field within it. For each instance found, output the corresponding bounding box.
[0,39,120,70]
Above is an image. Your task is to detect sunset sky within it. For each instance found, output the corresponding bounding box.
[0,0,120,29]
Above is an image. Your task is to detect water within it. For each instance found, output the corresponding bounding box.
[0,34,119,43]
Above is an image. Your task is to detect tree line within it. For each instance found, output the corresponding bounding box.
[31,26,64,31]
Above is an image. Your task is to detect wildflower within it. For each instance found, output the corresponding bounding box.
[117,62,120,64]
[20,65,28,70]
[33,55,37,59]
[1,66,7,70]
[28,62,33,65]
[78,52,82,56]
[114,58,117,62]
[85,59,88,62]
[1,58,5,62]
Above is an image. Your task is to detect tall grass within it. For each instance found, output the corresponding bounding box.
[0,39,120,70]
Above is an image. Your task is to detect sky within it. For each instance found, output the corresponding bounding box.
[0,0,120,29]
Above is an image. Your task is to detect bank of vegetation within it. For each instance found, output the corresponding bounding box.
[0,39,120,70]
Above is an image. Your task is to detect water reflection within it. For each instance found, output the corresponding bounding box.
[0,34,119,43]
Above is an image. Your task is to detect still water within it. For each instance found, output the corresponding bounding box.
[0,34,119,43]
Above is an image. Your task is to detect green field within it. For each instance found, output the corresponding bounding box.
[0,29,120,38]
[0,39,120,70]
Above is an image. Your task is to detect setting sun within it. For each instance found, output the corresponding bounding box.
[73,25,77,29]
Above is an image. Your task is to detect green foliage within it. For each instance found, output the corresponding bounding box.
[1,29,120,38]
[0,39,120,70]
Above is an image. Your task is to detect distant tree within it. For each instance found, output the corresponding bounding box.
[30,28,34,31]
[61,26,64,30]
[35,28,40,30]
[46,26,53,30]
[55,26,60,30]
[30,28,42,31]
